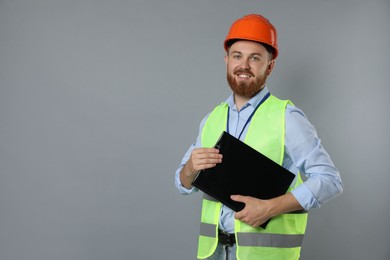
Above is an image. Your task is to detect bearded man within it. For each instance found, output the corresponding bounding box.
[175,14,343,260]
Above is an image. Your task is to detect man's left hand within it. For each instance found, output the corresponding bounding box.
[231,195,274,228]
[231,193,304,228]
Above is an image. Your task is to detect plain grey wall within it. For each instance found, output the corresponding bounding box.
[0,0,389,259]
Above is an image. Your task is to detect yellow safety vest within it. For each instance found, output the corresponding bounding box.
[197,95,308,260]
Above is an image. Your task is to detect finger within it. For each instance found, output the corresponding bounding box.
[194,154,222,164]
[193,148,220,155]
[193,150,222,163]
[192,150,222,161]
[190,155,222,172]
[234,211,243,220]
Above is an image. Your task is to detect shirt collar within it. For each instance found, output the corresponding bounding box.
[226,86,270,111]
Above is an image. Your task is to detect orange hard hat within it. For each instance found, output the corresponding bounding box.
[224,14,278,58]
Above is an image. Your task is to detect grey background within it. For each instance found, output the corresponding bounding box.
[0,0,389,259]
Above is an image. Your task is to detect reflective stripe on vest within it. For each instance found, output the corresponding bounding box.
[197,95,308,260]
[199,222,304,248]
[237,233,304,248]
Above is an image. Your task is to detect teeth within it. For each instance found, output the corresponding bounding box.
[238,74,250,78]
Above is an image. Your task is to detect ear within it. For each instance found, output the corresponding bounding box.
[266,60,275,76]
[224,54,228,65]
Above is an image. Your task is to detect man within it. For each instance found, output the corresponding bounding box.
[175,14,343,260]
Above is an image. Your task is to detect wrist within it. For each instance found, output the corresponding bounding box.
[183,162,196,177]
[266,198,280,218]
[180,163,197,189]
[269,193,303,217]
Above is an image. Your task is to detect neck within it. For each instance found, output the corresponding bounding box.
[234,94,250,111]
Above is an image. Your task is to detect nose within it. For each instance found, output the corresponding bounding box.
[239,57,250,69]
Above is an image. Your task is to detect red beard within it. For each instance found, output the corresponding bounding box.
[227,69,267,98]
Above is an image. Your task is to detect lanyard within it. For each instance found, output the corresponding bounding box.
[226,92,270,140]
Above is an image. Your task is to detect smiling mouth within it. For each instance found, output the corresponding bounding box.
[237,74,252,78]
[234,69,254,78]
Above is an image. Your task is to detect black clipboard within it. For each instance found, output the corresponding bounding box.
[192,131,295,228]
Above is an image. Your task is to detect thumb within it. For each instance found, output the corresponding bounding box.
[230,195,248,203]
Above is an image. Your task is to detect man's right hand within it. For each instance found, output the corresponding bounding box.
[180,148,222,189]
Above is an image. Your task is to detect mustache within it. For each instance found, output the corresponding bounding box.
[234,69,254,77]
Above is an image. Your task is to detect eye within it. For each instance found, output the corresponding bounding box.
[232,54,241,60]
[250,56,261,61]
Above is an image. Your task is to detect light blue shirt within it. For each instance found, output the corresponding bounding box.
[175,87,343,233]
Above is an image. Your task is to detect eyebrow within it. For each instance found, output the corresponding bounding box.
[230,51,263,57]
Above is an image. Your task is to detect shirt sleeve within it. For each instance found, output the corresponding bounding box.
[174,114,210,195]
[284,105,343,210]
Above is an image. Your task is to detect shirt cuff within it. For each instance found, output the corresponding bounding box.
[291,183,320,210]
[175,167,198,195]
[177,182,197,194]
